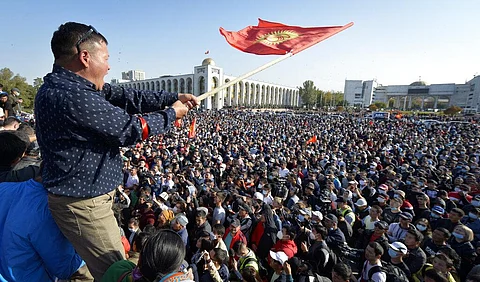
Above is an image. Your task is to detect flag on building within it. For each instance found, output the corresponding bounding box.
[219,19,353,55]
[306,135,317,144]
[188,118,197,139]
[174,119,183,128]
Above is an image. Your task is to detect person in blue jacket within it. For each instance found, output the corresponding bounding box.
[0,177,91,281]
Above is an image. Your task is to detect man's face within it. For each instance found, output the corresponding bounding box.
[449,211,461,223]
[196,216,206,226]
[404,233,417,248]
[230,225,240,236]
[85,41,110,90]
[0,96,6,103]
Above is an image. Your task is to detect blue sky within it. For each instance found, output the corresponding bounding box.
[1,0,479,91]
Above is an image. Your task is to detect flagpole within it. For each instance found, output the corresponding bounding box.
[197,52,293,102]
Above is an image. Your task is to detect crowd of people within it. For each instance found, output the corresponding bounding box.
[3,105,480,282]
[2,21,480,282]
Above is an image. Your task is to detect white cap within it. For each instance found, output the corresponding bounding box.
[197,207,208,216]
[159,192,169,202]
[254,192,264,201]
[355,198,368,207]
[389,242,408,254]
[312,211,323,221]
[269,251,288,265]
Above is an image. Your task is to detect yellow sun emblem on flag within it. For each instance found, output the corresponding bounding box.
[256,30,299,45]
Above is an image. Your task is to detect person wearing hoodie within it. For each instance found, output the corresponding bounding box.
[272,226,298,259]
[256,203,278,266]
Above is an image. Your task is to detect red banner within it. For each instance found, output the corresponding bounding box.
[188,118,197,139]
[220,19,353,55]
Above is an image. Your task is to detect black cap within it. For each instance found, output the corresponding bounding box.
[324,213,338,223]
[374,221,389,230]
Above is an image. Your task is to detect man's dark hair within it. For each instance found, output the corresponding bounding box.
[332,262,352,281]
[435,227,451,240]
[450,207,465,217]
[51,22,108,61]
[134,232,152,253]
[0,131,29,167]
[424,268,448,282]
[0,83,3,89]
[312,225,328,240]
[407,229,424,243]
[3,116,21,127]
[368,242,384,256]
[212,248,228,264]
[212,224,225,236]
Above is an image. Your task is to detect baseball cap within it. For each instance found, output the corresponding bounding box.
[230,218,241,228]
[312,211,323,221]
[269,251,288,265]
[432,206,445,215]
[159,192,169,202]
[389,242,408,254]
[175,214,188,226]
[254,192,264,201]
[355,198,368,207]
[399,212,413,221]
[374,221,389,230]
[324,213,338,224]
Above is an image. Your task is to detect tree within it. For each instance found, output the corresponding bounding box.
[0,68,38,111]
[33,77,43,93]
[298,80,318,107]
[373,102,387,109]
[444,106,462,116]
[369,104,378,111]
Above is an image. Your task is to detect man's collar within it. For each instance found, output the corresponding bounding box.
[52,64,97,90]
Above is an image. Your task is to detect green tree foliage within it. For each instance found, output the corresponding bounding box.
[298,80,318,107]
[0,68,38,111]
[444,105,462,116]
[369,104,378,111]
[319,90,345,107]
[373,102,387,109]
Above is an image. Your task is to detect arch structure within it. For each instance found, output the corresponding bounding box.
[113,58,300,110]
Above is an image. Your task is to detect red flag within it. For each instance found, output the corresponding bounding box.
[219,19,353,55]
[306,135,317,144]
[216,123,221,132]
[174,119,182,127]
[205,50,209,54]
[188,118,197,139]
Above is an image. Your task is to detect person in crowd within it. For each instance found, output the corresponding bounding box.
[448,224,477,280]
[413,217,432,244]
[357,242,387,282]
[422,227,450,257]
[203,248,230,282]
[387,242,411,278]
[0,130,40,182]
[35,22,198,280]
[331,262,352,282]
[232,241,260,281]
[224,218,248,252]
[102,229,194,282]
[386,212,414,242]
[272,225,298,259]
[0,93,13,117]
[172,214,189,247]
[0,177,92,281]
[403,229,427,277]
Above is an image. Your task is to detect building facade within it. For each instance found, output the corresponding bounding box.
[344,76,480,112]
[113,58,300,110]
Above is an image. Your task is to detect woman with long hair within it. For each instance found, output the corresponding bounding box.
[102,229,193,282]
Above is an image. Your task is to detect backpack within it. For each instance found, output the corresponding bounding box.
[367,261,409,282]
[316,247,338,277]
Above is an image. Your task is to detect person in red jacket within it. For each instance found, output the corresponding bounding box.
[272,226,298,259]
[223,219,248,251]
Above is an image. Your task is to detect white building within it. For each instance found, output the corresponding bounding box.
[113,58,300,110]
[344,76,480,112]
[122,70,145,81]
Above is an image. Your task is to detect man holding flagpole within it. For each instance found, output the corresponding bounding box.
[35,22,198,280]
